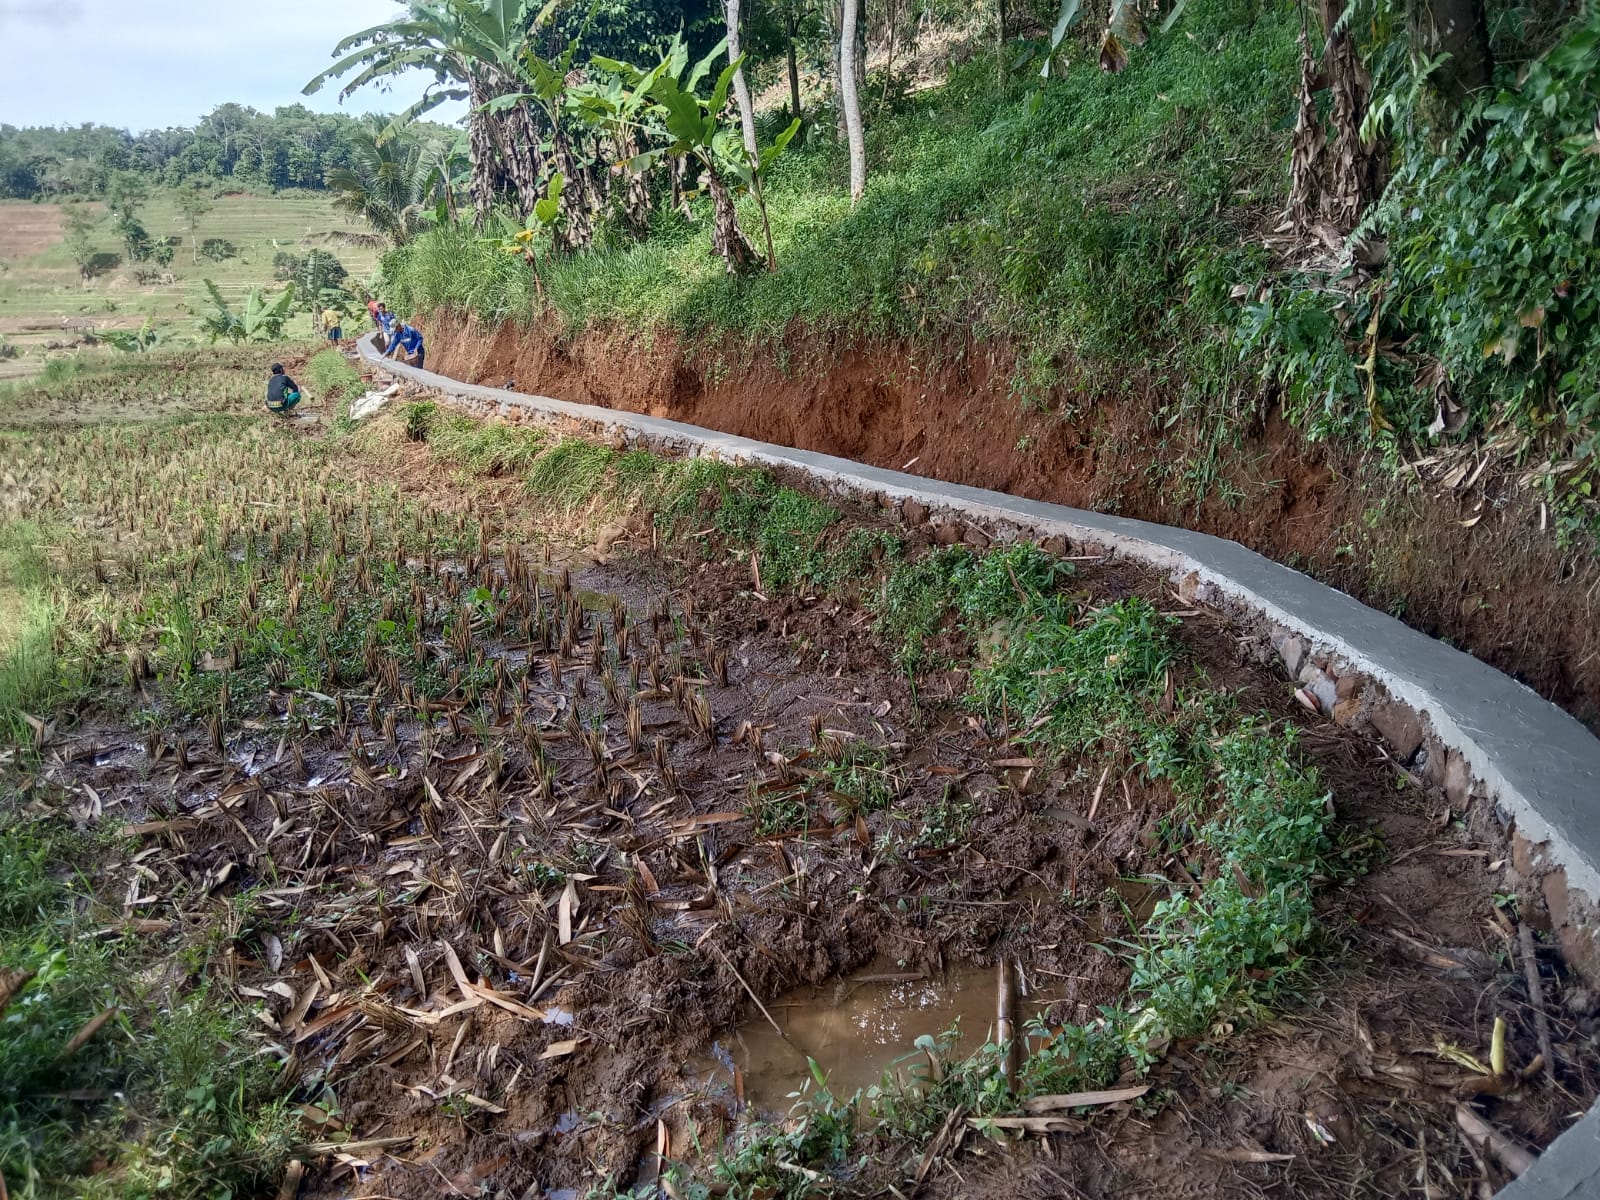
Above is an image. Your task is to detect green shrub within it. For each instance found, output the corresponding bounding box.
[403,399,437,441]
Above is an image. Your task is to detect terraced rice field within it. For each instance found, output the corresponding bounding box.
[0,346,1593,1199]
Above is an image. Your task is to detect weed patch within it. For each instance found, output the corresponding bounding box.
[0,818,295,1199]
[427,410,550,475]
[304,348,365,426]
[0,522,65,741]
[524,438,616,501]
[967,589,1340,1089]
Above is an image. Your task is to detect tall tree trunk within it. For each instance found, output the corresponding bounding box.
[724,0,761,166]
[492,86,546,219]
[1319,0,1379,234]
[831,0,847,140]
[840,0,866,204]
[467,76,500,228]
[1286,29,1323,234]
[786,21,803,122]
[671,154,691,219]
[705,168,762,274]
[550,128,595,251]
[618,133,653,237]
[1409,0,1492,107]
[881,0,899,116]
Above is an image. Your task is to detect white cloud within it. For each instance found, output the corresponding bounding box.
[0,2,85,28]
[0,0,465,130]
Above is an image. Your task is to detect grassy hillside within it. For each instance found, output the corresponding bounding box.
[383,0,1600,540]
[0,189,381,375]
[390,0,1293,404]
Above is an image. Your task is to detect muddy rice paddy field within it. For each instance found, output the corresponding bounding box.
[1,348,1596,1199]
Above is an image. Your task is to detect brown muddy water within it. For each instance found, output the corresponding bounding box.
[686,957,1050,1116]
[688,878,1162,1119]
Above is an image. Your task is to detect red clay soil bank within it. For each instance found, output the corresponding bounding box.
[428,312,1600,732]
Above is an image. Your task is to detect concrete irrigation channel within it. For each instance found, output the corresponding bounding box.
[360,333,1600,1198]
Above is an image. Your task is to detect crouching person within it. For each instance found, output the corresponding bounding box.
[265,363,302,415]
[384,321,426,369]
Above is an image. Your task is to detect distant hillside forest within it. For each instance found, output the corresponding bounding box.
[0,106,459,201]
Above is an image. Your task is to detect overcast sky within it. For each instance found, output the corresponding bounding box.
[0,0,468,131]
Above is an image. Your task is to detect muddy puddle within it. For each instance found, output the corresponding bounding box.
[686,957,1059,1117]
[686,879,1168,1117]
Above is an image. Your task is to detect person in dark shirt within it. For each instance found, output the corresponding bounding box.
[383,322,426,369]
[265,363,302,414]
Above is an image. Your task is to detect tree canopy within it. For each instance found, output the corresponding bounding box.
[0,105,456,201]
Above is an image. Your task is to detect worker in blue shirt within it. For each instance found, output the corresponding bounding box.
[384,321,426,369]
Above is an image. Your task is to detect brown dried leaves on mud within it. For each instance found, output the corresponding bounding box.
[10,413,1597,1200]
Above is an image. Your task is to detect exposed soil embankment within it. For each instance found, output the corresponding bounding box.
[429,311,1600,731]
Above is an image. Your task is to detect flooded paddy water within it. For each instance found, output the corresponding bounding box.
[691,959,1043,1114]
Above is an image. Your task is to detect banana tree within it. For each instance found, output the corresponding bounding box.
[1102,0,1188,72]
[102,317,160,354]
[1032,0,1188,77]
[720,114,802,271]
[484,40,598,251]
[489,172,566,296]
[617,36,800,274]
[198,281,297,344]
[567,61,668,238]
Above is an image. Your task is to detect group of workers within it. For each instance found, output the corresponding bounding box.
[367,299,427,370]
[264,297,429,416]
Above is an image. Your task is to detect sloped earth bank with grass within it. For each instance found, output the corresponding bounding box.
[1,349,1597,1199]
[425,314,1600,740]
[382,0,1600,736]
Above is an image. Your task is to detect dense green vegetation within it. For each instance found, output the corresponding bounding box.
[0,106,455,200]
[389,0,1291,391]
[365,0,1599,539]
[0,819,296,1198]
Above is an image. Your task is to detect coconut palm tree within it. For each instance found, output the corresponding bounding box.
[326,129,458,247]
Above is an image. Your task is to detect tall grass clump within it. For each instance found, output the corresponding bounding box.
[426,410,550,475]
[0,523,63,740]
[383,221,539,326]
[524,438,617,501]
[873,542,1075,668]
[304,348,364,401]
